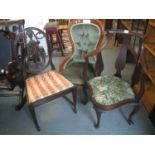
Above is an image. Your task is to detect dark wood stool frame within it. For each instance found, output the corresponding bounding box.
[45,27,65,56]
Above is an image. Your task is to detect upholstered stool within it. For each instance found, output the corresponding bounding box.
[44,22,64,56]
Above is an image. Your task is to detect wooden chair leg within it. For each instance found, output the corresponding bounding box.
[29,105,40,131]
[128,104,140,125]
[81,85,89,105]
[94,107,102,128]
[72,88,77,113]
[15,87,26,111]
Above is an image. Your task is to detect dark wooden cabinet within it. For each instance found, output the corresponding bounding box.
[142,19,155,112]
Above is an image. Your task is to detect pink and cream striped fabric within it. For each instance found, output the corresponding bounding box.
[26,70,74,104]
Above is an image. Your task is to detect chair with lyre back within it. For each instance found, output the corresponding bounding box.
[15,27,77,131]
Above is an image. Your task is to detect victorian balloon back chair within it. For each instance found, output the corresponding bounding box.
[87,30,146,128]
[59,19,105,103]
[15,27,77,131]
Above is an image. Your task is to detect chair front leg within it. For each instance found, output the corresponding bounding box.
[29,105,40,131]
[15,86,26,111]
[94,107,102,128]
[72,87,77,113]
[81,84,89,105]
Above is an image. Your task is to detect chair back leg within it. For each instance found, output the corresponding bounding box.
[72,87,77,113]
[128,104,140,125]
[81,85,89,105]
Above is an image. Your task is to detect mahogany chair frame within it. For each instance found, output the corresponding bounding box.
[87,29,146,128]
[15,27,77,131]
[59,19,105,104]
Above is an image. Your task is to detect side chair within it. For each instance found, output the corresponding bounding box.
[15,27,77,131]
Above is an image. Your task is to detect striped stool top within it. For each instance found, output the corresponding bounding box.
[26,70,74,104]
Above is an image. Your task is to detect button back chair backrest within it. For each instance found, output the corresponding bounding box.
[61,19,104,72]
[15,27,77,131]
[87,29,146,128]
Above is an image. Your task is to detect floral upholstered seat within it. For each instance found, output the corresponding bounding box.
[88,75,135,106]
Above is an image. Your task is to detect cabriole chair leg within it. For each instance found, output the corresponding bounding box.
[94,107,102,128]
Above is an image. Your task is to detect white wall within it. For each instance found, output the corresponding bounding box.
[25,18,48,29]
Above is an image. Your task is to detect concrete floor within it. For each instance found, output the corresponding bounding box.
[0,40,154,135]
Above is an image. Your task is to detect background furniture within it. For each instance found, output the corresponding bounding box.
[0,19,25,60]
[49,19,70,32]
[87,30,146,128]
[0,29,24,109]
[0,19,25,34]
[142,19,155,113]
[59,19,105,103]
[114,19,148,63]
[0,19,25,110]
[15,27,77,131]
[49,19,71,53]
[44,21,65,56]
[99,19,113,30]
[115,19,148,47]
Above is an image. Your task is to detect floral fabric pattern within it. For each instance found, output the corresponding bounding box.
[88,75,135,105]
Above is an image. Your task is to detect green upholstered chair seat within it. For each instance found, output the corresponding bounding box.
[61,63,95,85]
[88,75,135,105]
